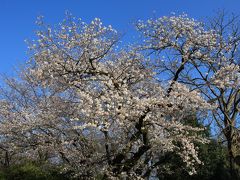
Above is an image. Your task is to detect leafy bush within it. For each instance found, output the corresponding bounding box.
[0,162,69,180]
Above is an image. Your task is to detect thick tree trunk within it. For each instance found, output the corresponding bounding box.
[227,139,234,177]
[225,125,237,179]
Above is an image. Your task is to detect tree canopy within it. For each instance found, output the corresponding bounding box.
[0,12,240,179]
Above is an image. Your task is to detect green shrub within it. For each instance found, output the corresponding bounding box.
[0,162,69,180]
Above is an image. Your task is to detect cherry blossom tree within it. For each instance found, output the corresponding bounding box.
[0,13,216,179]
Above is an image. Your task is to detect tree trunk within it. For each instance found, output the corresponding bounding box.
[225,125,237,179]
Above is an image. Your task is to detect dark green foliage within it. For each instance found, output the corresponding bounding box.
[0,162,70,180]
[156,140,231,180]
[155,116,233,180]
[191,140,230,180]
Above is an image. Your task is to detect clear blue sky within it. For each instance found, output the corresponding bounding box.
[1,0,240,75]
